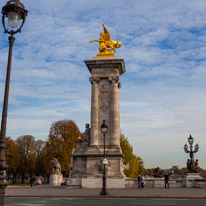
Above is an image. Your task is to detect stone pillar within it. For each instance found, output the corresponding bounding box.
[49,174,63,186]
[89,77,99,147]
[110,76,120,147]
[186,173,201,187]
[68,59,127,189]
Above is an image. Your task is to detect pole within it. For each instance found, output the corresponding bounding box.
[104,133,105,159]
[100,132,108,195]
[0,35,15,205]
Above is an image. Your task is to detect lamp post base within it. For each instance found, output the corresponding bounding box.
[0,183,7,205]
[100,166,109,195]
[100,187,109,195]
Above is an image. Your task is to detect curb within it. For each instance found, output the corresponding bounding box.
[5,195,206,199]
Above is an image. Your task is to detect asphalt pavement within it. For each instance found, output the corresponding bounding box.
[4,197,206,206]
[5,186,206,198]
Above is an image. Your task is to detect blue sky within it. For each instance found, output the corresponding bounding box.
[1,0,206,169]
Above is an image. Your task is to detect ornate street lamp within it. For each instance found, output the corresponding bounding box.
[188,135,194,146]
[0,0,27,205]
[184,135,199,173]
[100,120,109,195]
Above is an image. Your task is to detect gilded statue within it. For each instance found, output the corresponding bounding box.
[89,23,122,58]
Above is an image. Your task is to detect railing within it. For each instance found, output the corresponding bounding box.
[194,179,206,188]
[125,178,135,188]
[125,178,186,188]
[144,179,154,187]
[169,179,186,187]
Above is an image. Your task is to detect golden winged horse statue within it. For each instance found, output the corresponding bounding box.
[89,23,122,58]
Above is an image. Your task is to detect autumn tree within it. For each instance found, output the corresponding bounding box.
[153,167,163,177]
[138,157,144,175]
[5,137,19,183]
[44,120,80,176]
[144,168,155,176]
[35,140,46,176]
[120,133,144,178]
[173,167,205,175]
[16,135,36,183]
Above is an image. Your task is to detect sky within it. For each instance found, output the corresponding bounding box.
[0,0,206,169]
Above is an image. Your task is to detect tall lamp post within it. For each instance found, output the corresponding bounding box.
[0,0,27,205]
[184,135,199,173]
[100,120,109,195]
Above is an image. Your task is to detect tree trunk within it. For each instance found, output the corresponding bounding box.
[21,172,25,184]
[13,173,17,184]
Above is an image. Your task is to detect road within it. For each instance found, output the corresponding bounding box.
[4,197,206,206]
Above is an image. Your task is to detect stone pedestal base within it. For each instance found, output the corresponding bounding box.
[68,175,125,189]
[49,174,63,186]
[82,176,125,188]
[186,173,201,188]
[68,151,126,188]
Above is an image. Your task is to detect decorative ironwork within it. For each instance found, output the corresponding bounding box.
[184,135,199,173]
[2,0,28,36]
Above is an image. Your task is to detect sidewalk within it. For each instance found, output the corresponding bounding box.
[5,186,206,198]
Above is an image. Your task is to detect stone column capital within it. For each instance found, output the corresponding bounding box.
[109,76,121,88]
[89,77,100,85]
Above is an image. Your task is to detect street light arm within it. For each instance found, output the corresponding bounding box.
[184,144,189,153]
[194,144,199,153]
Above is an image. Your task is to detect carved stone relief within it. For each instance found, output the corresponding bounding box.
[91,68,119,75]
[95,160,110,174]
[98,80,110,113]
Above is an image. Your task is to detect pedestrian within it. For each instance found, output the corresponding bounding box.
[33,176,36,188]
[164,173,169,188]
[30,177,33,188]
[137,175,141,189]
[141,176,145,189]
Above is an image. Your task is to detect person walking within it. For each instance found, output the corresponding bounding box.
[33,176,36,188]
[164,173,169,188]
[30,176,33,188]
[141,175,145,189]
[137,175,141,189]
